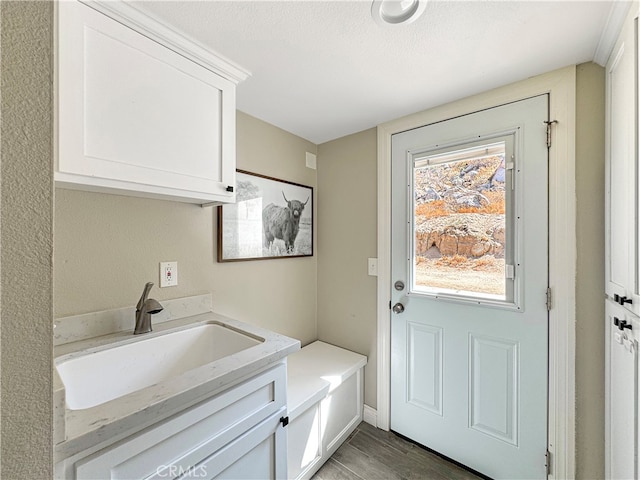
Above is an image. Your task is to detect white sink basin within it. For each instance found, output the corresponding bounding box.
[56,323,263,410]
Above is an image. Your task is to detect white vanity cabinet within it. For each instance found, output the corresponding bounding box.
[57,364,288,480]
[605,300,638,480]
[605,2,639,315]
[56,1,247,204]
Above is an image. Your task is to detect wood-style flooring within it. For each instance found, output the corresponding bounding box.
[312,422,484,480]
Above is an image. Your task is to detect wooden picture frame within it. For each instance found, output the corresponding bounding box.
[217,170,314,262]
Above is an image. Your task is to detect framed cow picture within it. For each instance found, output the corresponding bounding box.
[217,170,314,262]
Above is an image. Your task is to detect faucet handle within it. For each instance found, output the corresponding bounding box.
[136,282,154,311]
[134,288,163,335]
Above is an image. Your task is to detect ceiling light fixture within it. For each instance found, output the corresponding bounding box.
[371,0,426,26]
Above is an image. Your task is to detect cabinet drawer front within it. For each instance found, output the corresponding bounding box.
[57,1,236,201]
[75,364,286,479]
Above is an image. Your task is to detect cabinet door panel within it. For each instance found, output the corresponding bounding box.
[606,300,638,480]
[82,26,221,181]
[287,404,322,480]
[606,11,637,309]
[199,410,287,480]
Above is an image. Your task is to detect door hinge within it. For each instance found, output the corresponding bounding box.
[546,287,552,311]
[545,449,552,475]
[280,416,289,427]
[544,120,558,148]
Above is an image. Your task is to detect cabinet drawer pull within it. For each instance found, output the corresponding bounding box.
[614,294,633,306]
[614,317,633,331]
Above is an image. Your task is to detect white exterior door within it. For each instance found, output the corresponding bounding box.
[390,96,549,479]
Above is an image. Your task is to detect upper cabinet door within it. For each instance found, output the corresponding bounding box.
[606,5,639,314]
[56,1,242,204]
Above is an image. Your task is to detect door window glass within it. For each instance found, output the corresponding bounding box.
[412,141,512,302]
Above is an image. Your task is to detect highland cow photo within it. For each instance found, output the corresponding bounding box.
[217,170,313,261]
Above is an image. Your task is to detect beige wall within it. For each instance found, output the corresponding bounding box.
[575,62,605,479]
[317,128,378,409]
[55,111,318,345]
[0,1,54,478]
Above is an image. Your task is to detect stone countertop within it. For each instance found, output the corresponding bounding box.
[54,308,300,460]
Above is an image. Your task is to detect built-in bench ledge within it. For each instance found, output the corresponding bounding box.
[287,341,367,480]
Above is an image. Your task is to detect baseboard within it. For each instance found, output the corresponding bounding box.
[363,404,377,427]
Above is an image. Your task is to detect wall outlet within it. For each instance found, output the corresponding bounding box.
[160,261,178,287]
[368,258,378,276]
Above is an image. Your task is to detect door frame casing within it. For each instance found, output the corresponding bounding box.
[376,66,576,479]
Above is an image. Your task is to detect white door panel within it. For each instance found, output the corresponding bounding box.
[391,96,548,480]
[605,12,638,313]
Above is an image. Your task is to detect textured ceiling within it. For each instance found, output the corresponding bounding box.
[132,1,620,144]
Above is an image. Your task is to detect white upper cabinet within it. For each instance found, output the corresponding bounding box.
[605,3,639,314]
[56,1,249,204]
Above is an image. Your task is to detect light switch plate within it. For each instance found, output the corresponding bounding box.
[368,258,378,276]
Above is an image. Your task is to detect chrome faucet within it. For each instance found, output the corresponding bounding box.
[134,282,163,334]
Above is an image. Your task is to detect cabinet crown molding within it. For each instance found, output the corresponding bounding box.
[593,1,635,67]
[81,0,251,84]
